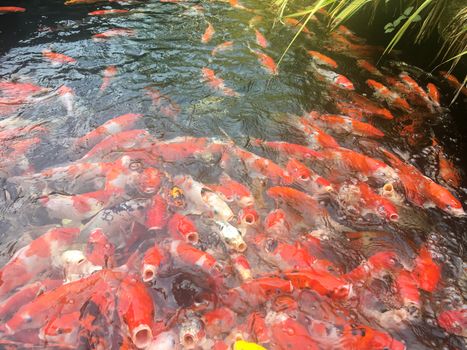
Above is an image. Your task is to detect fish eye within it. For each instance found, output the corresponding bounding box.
[129,161,143,171]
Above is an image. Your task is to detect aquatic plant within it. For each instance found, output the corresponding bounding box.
[274,0,466,73]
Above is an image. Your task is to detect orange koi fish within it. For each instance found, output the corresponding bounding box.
[202,67,239,96]
[340,324,406,350]
[439,70,467,96]
[145,194,169,231]
[238,206,259,226]
[264,209,290,237]
[146,87,181,119]
[250,138,322,161]
[203,307,237,337]
[296,117,341,149]
[92,28,135,40]
[231,254,252,281]
[0,6,26,13]
[88,9,129,16]
[314,66,354,90]
[211,41,234,56]
[432,138,461,188]
[366,79,411,111]
[381,148,464,216]
[356,59,383,76]
[75,113,142,149]
[412,246,440,292]
[307,50,338,69]
[250,49,278,75]
[99,65,117,92]
[286,158,333,194]
[42,49,77,65]
[337,91,395,120]
[283,18,312,34]
[254,29,268,48]
[201,22,215,43]
[169,240,222,276]
[141,244,165,282]
[426,82,441,105]
[269,316,320,350]
[308,112,384,138]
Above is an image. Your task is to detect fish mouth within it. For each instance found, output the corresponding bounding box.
[132,324,153,349]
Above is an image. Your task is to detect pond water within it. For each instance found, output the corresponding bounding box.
[0,0,466,349]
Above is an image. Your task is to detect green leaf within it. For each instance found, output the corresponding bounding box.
[393,18,402,27]
[404,6,414,16]
[385,27,395,33]
[384,23,393,30]
[412,15,422,22]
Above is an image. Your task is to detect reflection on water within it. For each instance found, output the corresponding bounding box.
[0,0,466,349]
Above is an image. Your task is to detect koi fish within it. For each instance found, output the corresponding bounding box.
[257,237,316,271]
[314,66,354,90]
[249,138,322,161]
[356,59,383,76]
[145,194,169,231]
[437,309,467,337]
[92,28,135,40]
[264,209,290,237]
[268,313,320,350]
[238,206,259,226]
[337,91,394,120]
[57,85,75,115]
[146,87,181,119]
[0,227,80,299]
[432,138,461,188]
[88,9,129,16]
[308,112,384,138]
[201,68,239,96]
[307,51,338,69]
[394,269,420,308]
[203,307,237,337]
[426,83,441,105]
[439,70,467,97]
[231,254,252,281]
[412,246,440,292]
[296,117,341,149]
[141,244,165,282]
[366,79,411,111]
[229,0,247,9]
[201,22,215,43]
[42,49,77,65]
[254,29,268,48]
[211,41,234,56]
[381,148,464,216]
[250,49,278,75]
[99,65,117,92]
[169,240,222,275]
[75,113,142,149]
[340,324,406,350]
[283,18,312,34]
[208,173,254,208]
[285,158,333,194]
[168,213,199,243]
[0,7,26,13]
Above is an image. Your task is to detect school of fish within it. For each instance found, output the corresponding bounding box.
[0,1,466,350]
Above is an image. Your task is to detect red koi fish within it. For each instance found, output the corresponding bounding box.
[0,6,26,13]
[92,28,135,40]
[169,240,222,275]
[223,277,293,311]
[0,279,61,321]
[250,49,278,75]
[81,129,152,161]
[381,148,464,216]
[412,246,440,292]
[426,83,441,106]
[238,206,259,226]
[42,49,77,65]
[258,238,316,271]
[432,138,461,188]
[141,244,165,282]
[85,228,115,267]
[314,66,354,90]
[231,254,252,281]
[227,146,293,185]
[208,173,254,208]
[437,309,467,337]
[229,0,247,9]
[356,59,383,76]
[336,181,399,221]
[202,68,239,96]
[340,324,406,350]
[75,113,142,149]
[308,112,384,138]
[150,136,214,162]
[146,87,181,119]
[399,73,433,105]
[40,311,80,344]
[267,186,329,224]
[270,315,320,350]
[117,275,155,349]
[211,41,234,56]
[39,189,121,221]
[0,227,80,299]
[88,9,129,16]
[168,213,199,243]
[254,29,268,48]
[344,251,400,283]
[283,18,312,34]
[145,194,168,231]
[307,50,338,69]
[99,65,117,92]
[202,307,237,337]
[395,269,420,307]
[264,209,290,237]
[336,24,365,44]
[366,79,411,111]
[201,22,215,43]
[286,158,333,194]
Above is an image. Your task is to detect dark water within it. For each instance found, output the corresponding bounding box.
[0,0,466,349]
